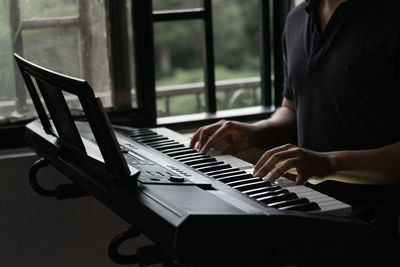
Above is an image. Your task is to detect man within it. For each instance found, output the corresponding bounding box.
[190,0,400,240]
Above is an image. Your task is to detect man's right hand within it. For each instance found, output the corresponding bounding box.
[189,120,257,154]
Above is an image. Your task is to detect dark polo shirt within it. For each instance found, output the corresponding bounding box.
[283,1,400,232]
[283,0,400,152]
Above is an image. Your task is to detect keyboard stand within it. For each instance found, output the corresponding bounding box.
[28,157,89,199]
[108,226,174,266]
[28,156,174,266]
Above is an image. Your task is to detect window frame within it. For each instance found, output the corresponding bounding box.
[126,0,291,129]
[0,0,292,149]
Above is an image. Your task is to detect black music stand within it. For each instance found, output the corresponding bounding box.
[14,53,138,184]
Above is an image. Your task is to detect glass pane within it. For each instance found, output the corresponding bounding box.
[0,2,15,104]
[294,0,305,6]
[152,0,202,11]
[213,0,261,111]
[0,1,18,122]
[20,0,78,19]
[1,0,110,124]
[126,0,138,108]
[154,20,205,117]
[23,28,80,76]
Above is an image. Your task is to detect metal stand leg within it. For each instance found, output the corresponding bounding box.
[28,157,88,199]
[108,226,173,266]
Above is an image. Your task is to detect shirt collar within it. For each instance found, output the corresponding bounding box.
[304,0,354,15]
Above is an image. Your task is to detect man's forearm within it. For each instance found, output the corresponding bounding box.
[320,142,400,184]
[252,106,297,149]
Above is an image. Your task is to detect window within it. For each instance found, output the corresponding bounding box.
[127,0,292,127]
[152,1,263,117]
[1,0,110,124]
[0,0,293,132]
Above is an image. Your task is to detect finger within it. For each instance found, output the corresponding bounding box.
[253,144,295,176]
[200,122,235,153]
[196,121,227,151]
[254,143,294,172]
[265,159,296,183]
[295,173,306,185]
[196,125,217,151]
[255,149,301,178]
[189,129,201,148]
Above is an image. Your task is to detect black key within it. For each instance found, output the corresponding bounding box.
[227,177,260,187]
[182,158,217,166]
[191,161,224,170]
[128,132,157,138]
[211,170,247,179]
[279,202,320,211]
[179,154,213,163]
[174,152,204,160]
[218,173,254,184]
[164,148,196,156]
[249,188,289,199]
[258,192,298,205]
[234,181,272,192]
[242,185,280,195]
[205,167,242,177]
[137,135,168,143]
[117,128,149,134]
[151,141,181,149]
[197,163,231,173]
[179,153,211,162]
[281,172,297,181]
[147,139,176,147]
[268,198,309,209]
[156,143,185,151]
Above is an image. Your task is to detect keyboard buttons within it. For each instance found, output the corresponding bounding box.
[169,175,185,183]
[127,144,139,149]
[120,146,130,153]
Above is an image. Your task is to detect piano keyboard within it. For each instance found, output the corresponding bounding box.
[115,126,351,216]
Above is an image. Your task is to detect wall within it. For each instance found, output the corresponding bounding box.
[0,150,155,267]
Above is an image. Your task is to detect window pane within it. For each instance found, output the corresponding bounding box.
[0,2,15,105]
[1,0,110,124]
[213,0,261,111]
[126,0,138,108]
[294,0,305,6]
[20,0,78,19]
[23,28,80,77]
[152,0,263,118]
[154,20,205,117]
[0,1,20,122]
[152,0,202,11]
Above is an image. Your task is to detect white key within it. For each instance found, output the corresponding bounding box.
[286,185,351,215]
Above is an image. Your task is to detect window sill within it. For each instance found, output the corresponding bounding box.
[157,105,276,131]
[0,106,276,150]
